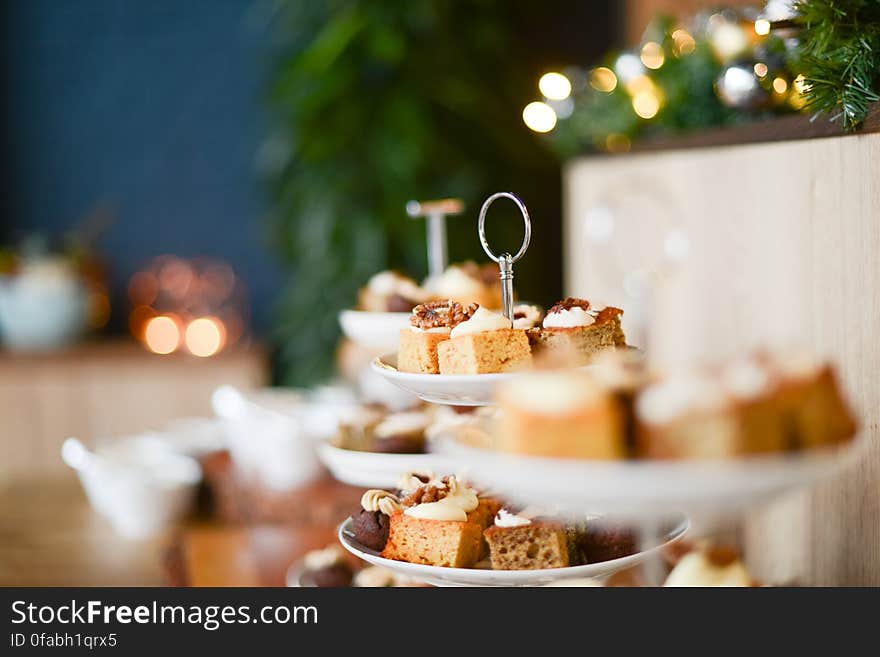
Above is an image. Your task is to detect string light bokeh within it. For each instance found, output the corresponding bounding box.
[128,255,248,357]
[522,8,811,146]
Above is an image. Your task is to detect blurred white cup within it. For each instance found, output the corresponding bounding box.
[61,435,201,539]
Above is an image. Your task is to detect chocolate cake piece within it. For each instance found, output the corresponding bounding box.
[351,509,392,551]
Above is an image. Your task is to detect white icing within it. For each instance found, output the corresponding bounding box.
[664,551,752,587]
[543,306,596,328]
[403,477,478,522]
[374,412,431,438]
[396,471,436,494]
[500,372,603,414]
[636,373,728,425]
[449,306,511,338]
[367,271,424,301]
[722,359,771,399]
[494,509,531,527]
[424,266,483,301]
[512,304,543,329]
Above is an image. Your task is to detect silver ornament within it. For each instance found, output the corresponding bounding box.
[715,64,768,110]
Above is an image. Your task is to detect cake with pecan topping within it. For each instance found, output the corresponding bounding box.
[437,306,532,374]
[397,300,476,374]
[380,475,500,568]
[528,297,626,366]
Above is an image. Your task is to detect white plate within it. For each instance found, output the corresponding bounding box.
[317,441,453,488]
[339,310,411,351]
[337,516,688,587]
[371,353,548,406]
[439,437,867,518]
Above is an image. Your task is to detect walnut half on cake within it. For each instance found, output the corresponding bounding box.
[398,300,476,374]
[528,297,626,366]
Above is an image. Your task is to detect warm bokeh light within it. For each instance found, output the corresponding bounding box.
[790,74,809,109]
[538,72,572,100]
[589,67,618,93]
[185,317,225,357]
[157,258,194,300]
[671,29,696,56]
[522,101,557,133]
[632,91,660,119]
[640,42,665,70]
[773,77,789,94]
[625,74,654,96]
[144,315,181,355]
[605,133,631,153]
[753,62,768,78]
[754,19,771,36]
[709,18,750,62]
[127,270,159,306]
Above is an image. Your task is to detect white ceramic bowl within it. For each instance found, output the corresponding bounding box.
[339,310,411,351]
[62,436,201,539]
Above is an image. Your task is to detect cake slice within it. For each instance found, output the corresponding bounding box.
[381,513,483,568]
[437,307,532,374]
[397,300,476,374]
[380,475,488,568]
[762,353,858,449]
[528,298,625,366]
[494,370,626,459]
[635,372,740,459]
[484,510,570,570]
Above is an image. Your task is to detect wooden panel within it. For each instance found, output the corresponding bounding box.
[564,131,880,585]
[0,340,268,480]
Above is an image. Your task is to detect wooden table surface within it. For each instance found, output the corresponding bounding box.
[0,474,357,587]
[1,474,645,587]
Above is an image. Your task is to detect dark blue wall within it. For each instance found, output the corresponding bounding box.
[1,0,281,332]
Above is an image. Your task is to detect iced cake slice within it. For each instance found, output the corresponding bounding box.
[494,370,626,459]
[397,300,476,374]
[484,509,570,570]
[437,306,532,374]
[380,476,497,568]
[528,298,625,366]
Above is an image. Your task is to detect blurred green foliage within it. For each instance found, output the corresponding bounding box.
[265,1,562,385]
